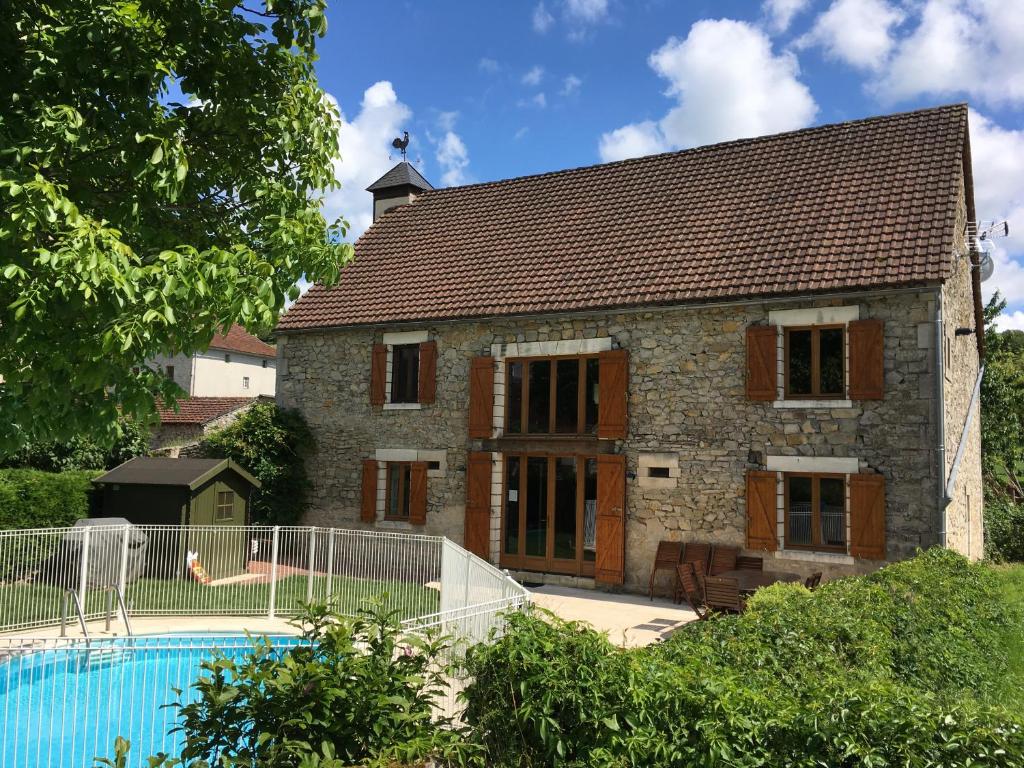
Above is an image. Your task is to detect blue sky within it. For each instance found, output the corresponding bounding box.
[315,0,1024,329]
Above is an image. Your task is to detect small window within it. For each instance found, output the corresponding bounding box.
[390,344,420,403]
[242,376,250,389]
[262,359,268,369]
[224,353,232,363]
[426,460,441,471]
[784,326,845,398]
[647,466,671,479]
[784,474,845,551]
[216,491,235,521]
[386,463,412,519]
[165,365,175,380]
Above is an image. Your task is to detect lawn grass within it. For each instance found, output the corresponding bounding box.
[0,575,440,631]
[993,562,1024,710]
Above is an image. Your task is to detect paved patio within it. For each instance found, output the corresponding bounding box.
[528,585,697,647]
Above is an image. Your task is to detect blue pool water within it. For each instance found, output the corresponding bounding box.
[0,634,302,768]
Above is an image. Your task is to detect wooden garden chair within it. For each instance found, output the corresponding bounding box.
[703,576,746,614]
[673,562,707,620]
[736,555,763,571]
[708,545,738,576]
[648,541,683,599]
[681,542,711,573]
[805,572,823,590]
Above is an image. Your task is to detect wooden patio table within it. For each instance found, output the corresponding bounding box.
[715,569,803,593]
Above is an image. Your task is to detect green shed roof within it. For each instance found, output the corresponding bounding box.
[92,457,261,490]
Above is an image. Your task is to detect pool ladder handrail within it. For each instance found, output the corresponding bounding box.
[105,584,134,637]
[59,584,134,642]
[59,588,90,647]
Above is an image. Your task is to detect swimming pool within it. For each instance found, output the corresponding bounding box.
[0,634,302,768]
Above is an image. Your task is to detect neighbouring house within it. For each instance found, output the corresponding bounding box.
[151,396,268,451]
[275,104,985,591]
[150,325,277,398]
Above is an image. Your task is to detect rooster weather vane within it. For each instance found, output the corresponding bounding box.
[392,131,410,161]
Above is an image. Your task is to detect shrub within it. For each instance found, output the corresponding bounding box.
[0,417,149,472]
[986,494,1024,562]
[462,549,1024,767]
[197,402,312,525]
[0,468,98,529]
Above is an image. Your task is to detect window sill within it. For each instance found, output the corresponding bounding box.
[383,402,422,411]
[772,399,852,409]
[773,549,854,565]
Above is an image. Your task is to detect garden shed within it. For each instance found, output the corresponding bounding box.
[92,457,260,526]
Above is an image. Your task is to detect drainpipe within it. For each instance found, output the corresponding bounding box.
[934,291,947,548]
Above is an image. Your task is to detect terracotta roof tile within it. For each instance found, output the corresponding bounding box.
[156,397,255,425]
[207,325,276,358]
[279,104,969,330]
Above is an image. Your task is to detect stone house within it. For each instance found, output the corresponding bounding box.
[276,104,985,591]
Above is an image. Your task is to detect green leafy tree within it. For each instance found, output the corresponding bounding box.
[0,0,350,454]
[198,401,311,525]
[0,416,149,471]
[981,292,1024,497]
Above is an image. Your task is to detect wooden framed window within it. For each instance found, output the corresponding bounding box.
[385,462,412,520]
[165,365,174,380]
[783,473,846,552]
[505,355,600,436]
[390,345,420,403]
[784,325,845,399]
[242,376,250,389]
[215,491,235,521]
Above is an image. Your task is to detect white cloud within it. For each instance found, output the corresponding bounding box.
[522,66,545,86]
[532,2,555,33]
[322,81,412,240]
[478,57,500,73]
[762,0,811,32]
[565,0,608,24]
[871,0,1024,108]
[598,20,817,161]
[995,310,1024,332]
[436,110,459,132]
[514,126,530,140]
[532,92,547,108]
[968,110,1024,306]
[561,74,583,95]
[797,0,905,71]
[436,130,470,187]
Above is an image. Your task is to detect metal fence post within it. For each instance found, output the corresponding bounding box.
[325,529,336,605]
[118,525,130,600]
[268,526,280,619]
[78,527,91,618]
[463,550,472,610]
[306,527,317,604]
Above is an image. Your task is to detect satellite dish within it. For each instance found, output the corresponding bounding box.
[979,249,995,282]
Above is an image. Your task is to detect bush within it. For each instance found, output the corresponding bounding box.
[462,549,1024,767]
[986,494,1024,562]
[0,417,149,472]
[197,402,312,525]
[0,468,98,529]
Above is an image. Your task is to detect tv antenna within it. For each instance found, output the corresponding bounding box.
[391,131,410,161]
[966,220,1009,283]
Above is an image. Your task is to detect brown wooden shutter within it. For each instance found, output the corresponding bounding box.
[597,349,628,440]
[746,470,778,551]
[595,454,627,585]
[746,326,777,401]
[464,452,492,557]
[850,473,886,559]
[360,459,378,523]
[468,356,494,439]
[848,319,884,400]
[409,461,428,525]
[370,344,387,406]
[418,341,437,404]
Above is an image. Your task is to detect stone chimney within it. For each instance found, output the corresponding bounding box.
[366,161,434,222]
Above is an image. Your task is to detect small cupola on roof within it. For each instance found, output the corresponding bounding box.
[366,161,433,222]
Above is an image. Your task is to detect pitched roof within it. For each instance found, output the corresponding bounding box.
[156,396,255,425]
[92,457,260,489]
[366,161,434,192]
[207,325,276,358]
[279,104,969,331]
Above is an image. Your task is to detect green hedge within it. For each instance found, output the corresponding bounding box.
[986,494,1024,562]
[462,549,1024,767]
[0,469,98,529]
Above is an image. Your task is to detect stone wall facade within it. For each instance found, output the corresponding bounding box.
[278,284,983,592]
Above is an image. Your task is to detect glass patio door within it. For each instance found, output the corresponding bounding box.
[501,453,597,576]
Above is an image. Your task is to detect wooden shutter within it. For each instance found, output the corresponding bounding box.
[746,470,778,551]
[746,326,777,401]
[370,344,387,406]
[418,341,437,404]
[468,356,494,439]
[360,459,378,523]
[464,452,492,557]
[409,462,428,525]
[850,473,886,559]
[595,454,627,585]
[848,319,884,400]
[597,349,628,440]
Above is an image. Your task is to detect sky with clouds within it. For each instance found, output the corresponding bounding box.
[314,0,1024,329]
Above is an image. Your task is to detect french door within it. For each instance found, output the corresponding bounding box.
[500,453,598,576]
